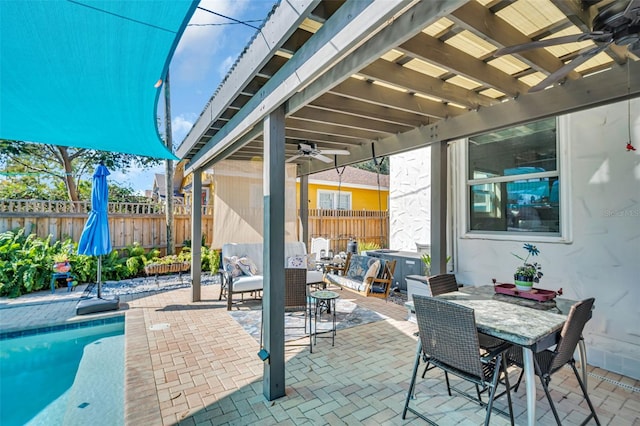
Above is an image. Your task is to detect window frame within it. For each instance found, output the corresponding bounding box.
[317,189,352,210]
[460,116,572,243]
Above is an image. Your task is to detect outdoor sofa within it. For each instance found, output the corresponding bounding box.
[220,241,323,310]
[323,253,396,299]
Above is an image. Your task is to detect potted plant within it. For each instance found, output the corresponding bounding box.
[420,253,451,276]
[52,252,71,273]
[512,243,543,291]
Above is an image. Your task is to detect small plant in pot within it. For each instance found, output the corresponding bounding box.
[512,243,543,291]
[52,252,71,273]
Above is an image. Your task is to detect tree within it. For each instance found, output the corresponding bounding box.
[0,140,160,202]
[351,158,389,175]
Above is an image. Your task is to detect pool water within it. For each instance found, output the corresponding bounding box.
[0,317,125,426]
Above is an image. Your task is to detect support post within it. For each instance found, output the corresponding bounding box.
[430,141,447,274]
[164,70,175,255]
[191,168,202,302]
[263,106,286,401]
[300,172,309,247]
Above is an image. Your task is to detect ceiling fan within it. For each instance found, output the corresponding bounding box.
[286,142,349,163]
[494,0,640,92]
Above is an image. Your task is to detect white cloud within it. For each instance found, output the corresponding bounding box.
[172,113,197,145]
[173,0,250,82]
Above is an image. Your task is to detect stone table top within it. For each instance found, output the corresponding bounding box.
[405,285,573,348]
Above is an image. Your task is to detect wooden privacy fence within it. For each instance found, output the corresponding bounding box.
[306,209,388,253]
[0,200,388,253]
[0,199,214,253]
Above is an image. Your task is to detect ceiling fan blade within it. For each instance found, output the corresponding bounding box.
[623,0,640,21]
[529,44,610,92]
[286,154,304,163]
[298,142,313,151]
[313,153,333,163]
[320,149,350,155]
[494,32,611,57]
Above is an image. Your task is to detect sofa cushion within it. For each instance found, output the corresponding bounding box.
[363,259,380,284]
[306,270,323,285]
[223,256,244,278]
[346,255,379,282]
[324,273,367,292]
[237,256,258,276]
[231,275,264,292]
[287,255,307,269]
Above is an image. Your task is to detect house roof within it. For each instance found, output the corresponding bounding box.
[176,0,640,177]
[310,166,389,189]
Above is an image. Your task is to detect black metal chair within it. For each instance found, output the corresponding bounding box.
[403,295,514,425]
[426,273,459,296]
[259,268,312,353]
[508,297,600,426]
[284,268,313,352]
[421,274,505,382]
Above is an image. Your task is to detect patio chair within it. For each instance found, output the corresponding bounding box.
[426,273,460,296]
[422,274,505,370]
[260,268,313,352]
[508,297,600,426]
[403,295,514,426]
[310,237,330,262]
[324,252,351,276]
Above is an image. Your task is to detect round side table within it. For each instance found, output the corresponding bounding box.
[310,290,339,346]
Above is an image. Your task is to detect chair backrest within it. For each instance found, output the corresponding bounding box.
[382,259,396,281]
[310,237,330,260]
[427,273,459,296]
[284,268,308,311]
[413,295,485,382]
[548,297,595,374]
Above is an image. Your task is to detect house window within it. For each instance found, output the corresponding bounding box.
[466,117,562,236]
[318,190,351,210]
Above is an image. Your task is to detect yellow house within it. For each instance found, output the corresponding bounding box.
[299,166,388,211]
[175,162,388,212]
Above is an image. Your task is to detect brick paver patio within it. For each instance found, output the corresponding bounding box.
[1,279,638,425]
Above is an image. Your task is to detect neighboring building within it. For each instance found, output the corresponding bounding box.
[299,166,389,211]
[390,99,640,379]
[151,170,183,204]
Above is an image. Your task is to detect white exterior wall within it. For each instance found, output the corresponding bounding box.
[389,146,431,251]
[390,100,640,379]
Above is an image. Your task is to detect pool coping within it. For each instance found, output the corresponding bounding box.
[0,314,125,340]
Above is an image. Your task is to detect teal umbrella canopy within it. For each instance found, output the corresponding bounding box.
[0,0,198,159]
[78,163,112,297]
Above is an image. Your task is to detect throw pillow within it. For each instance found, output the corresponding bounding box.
[286,255,306,269]
[237,256,258,276]
[363,260,381,285]
[223,256,243,278]
[306,253,317,271]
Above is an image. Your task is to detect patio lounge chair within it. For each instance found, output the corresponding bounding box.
[508,297,600,426]
[403,295,514,425]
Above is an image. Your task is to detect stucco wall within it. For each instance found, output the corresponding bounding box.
[390,100,640,379]
[389,146,431,251]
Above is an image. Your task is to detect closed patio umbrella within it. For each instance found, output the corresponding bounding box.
[78,162,112,299]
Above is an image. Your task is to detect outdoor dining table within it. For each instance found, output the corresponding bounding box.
[405,285,588,426]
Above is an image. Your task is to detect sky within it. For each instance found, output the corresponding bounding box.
[109,0,278,193]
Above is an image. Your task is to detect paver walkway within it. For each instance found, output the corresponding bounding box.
[1,278,638,425]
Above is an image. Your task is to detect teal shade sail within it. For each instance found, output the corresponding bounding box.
[0,0,198,159]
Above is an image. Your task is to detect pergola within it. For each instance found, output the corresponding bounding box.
[176,0,640,404]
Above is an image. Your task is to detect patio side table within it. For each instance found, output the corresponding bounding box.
[310,290,339,346]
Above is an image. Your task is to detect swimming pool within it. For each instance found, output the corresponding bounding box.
[0,316,125,426]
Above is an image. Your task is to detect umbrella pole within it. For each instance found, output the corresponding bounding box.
[97,255,102,299]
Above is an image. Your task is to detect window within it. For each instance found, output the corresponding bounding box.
[467,118,561,235]
[318,190,351,210]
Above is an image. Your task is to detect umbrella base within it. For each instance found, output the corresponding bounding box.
[76,296,120,315]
